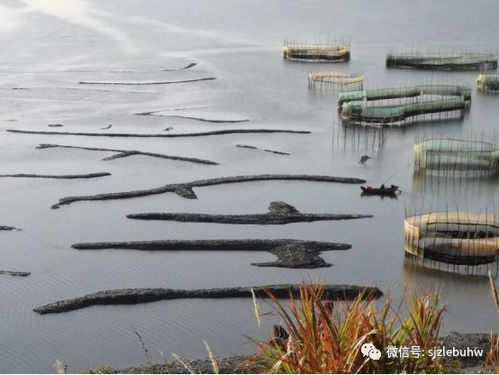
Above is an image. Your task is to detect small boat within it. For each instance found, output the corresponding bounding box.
[361,184,399,196]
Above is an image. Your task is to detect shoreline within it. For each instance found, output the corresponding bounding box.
[102,332,491,374]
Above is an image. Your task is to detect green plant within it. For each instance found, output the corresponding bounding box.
[82,366,113,374]
[255,282,450,373]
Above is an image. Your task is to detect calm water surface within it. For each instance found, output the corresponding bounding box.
[0,0,498,372]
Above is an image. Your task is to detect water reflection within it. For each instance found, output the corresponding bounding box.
[21,0,137,53]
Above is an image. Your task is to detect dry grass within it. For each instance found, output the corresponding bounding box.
[53,359,67,374]
[255,282,449,373]
[488,270,499,314]
[482,271,499,373]
[483,334,499,373]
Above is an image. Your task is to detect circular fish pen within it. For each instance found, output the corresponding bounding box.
[414,137,499,177]
[283,41,350,62]
[338,85,471,127]
[386,52,498,71]
[308,72,363,91]
[477,74,499,93]
[404,211,498,275]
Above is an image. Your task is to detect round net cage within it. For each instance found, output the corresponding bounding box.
[386,52,498,71]
[283,41,350,62]
[404,211,498,275]
[338,85,471,127]
[308,72,363,91]
[414,138,499,176]
[477,74,499,93]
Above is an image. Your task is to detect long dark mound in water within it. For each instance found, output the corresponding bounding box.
[71,239,350,251]
[127,212,372,224]
[136,112,250,124]
[0,172,110,179]
[71,239,351,268]
[0,225,19,231]
[33,284,382,314]
[78,77,216,85]
[37,144,218,165]
[52,174,366,209]
[0,270,30,277]
[164,62,197,71]
[8,129,310,138]
[236,144,290,155]
[127,201,373,225]
[112,62,198,73]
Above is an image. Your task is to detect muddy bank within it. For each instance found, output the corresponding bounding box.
[52,174,366,208]
[0,270,30,277]
[78,77,216,85]
[118,355,262,374]
[37,144,218,165]
[439,332,491,370]
[127,201,372,225]
[71,239,351,268]
[33,284,381,314]
[8,129,310,138]
[104,332,491,374]
[236,144,290,155]
[0,172,110,179]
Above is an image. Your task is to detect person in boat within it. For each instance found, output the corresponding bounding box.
[361,184,399,194]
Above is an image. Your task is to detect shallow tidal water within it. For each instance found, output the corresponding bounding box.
[0,0,498,372]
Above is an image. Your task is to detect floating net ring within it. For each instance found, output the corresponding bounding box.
[308,72,363,91]
[477,74,499,93]
[283,41,350,63]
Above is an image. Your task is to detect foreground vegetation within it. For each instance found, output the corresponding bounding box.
[256,284,450,373]
[58,278,499,374]
[254,282,498,373]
